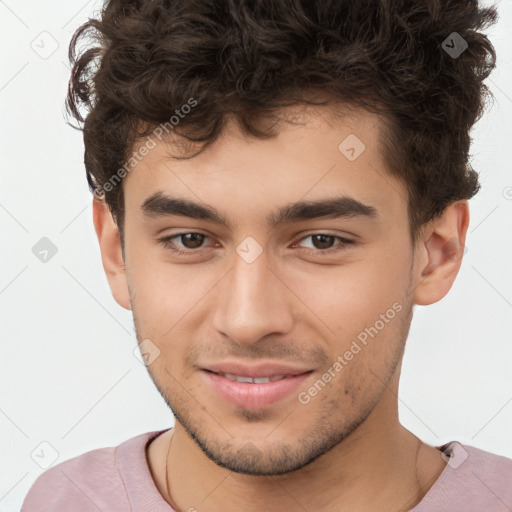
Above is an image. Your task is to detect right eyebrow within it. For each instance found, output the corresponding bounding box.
[142,193,231,226]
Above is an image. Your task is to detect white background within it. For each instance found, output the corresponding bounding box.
[1,1,511,510]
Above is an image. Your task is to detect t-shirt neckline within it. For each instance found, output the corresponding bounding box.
[117,428,460,511]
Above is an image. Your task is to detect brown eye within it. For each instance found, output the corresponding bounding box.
[310,234,336,250]
[157,232,212,255]
[178,233,207,249]
[294,234,354,256]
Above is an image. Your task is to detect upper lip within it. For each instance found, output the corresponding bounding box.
[202,361,313,378]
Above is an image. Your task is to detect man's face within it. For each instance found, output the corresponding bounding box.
[121,105,418,475]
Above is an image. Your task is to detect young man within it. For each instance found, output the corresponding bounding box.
[22,0,511,510]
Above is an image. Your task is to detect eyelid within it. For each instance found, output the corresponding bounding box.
[292,233,354,252]
[295,232,354,243]
[158,232,215,253]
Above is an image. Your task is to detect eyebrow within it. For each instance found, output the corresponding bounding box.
[141,191,379,229]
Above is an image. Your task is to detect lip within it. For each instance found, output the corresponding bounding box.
[201,368,314,409]
[202,361,313,379]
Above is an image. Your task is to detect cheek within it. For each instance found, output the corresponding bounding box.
[295,256,408,334]
[290,252,411,384]
[128,252,214,332]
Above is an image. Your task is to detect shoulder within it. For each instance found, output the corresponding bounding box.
[21,444,122,512]
[462,442,512,495]
[21,430,165,512]
[450,440,512,482]
[416,441,512,511]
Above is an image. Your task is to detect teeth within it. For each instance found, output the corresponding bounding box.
[222,373,286,383]
[269,375,286,382]
[253,377,272,383]
[224,373,253,383]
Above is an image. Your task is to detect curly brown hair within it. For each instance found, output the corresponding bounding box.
[66,0,498,248]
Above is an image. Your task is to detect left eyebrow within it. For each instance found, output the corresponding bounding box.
[268,196,379,225]
[141,191,379,230]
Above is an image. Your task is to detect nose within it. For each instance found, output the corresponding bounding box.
[212,248,294,346]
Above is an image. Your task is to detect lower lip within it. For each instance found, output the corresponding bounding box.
[201,370,313,409]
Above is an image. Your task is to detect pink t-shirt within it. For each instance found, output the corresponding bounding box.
[21,428,512,511]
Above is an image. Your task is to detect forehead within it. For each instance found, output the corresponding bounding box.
[123,103,408,227]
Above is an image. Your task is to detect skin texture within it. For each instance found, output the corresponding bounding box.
[93,104,469,511]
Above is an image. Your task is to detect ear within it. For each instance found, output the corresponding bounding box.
[92,197,132,310]
[412,200,470,306]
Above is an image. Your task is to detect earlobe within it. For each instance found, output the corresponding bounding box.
[412,201,469,306]
[92,197,132,311]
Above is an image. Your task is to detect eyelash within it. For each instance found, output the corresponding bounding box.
[157,232,354,257]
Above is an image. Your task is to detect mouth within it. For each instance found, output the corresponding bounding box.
[200,368,314,409]
[210,372,292,384]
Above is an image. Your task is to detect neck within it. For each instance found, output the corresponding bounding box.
[160,384,447,512]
